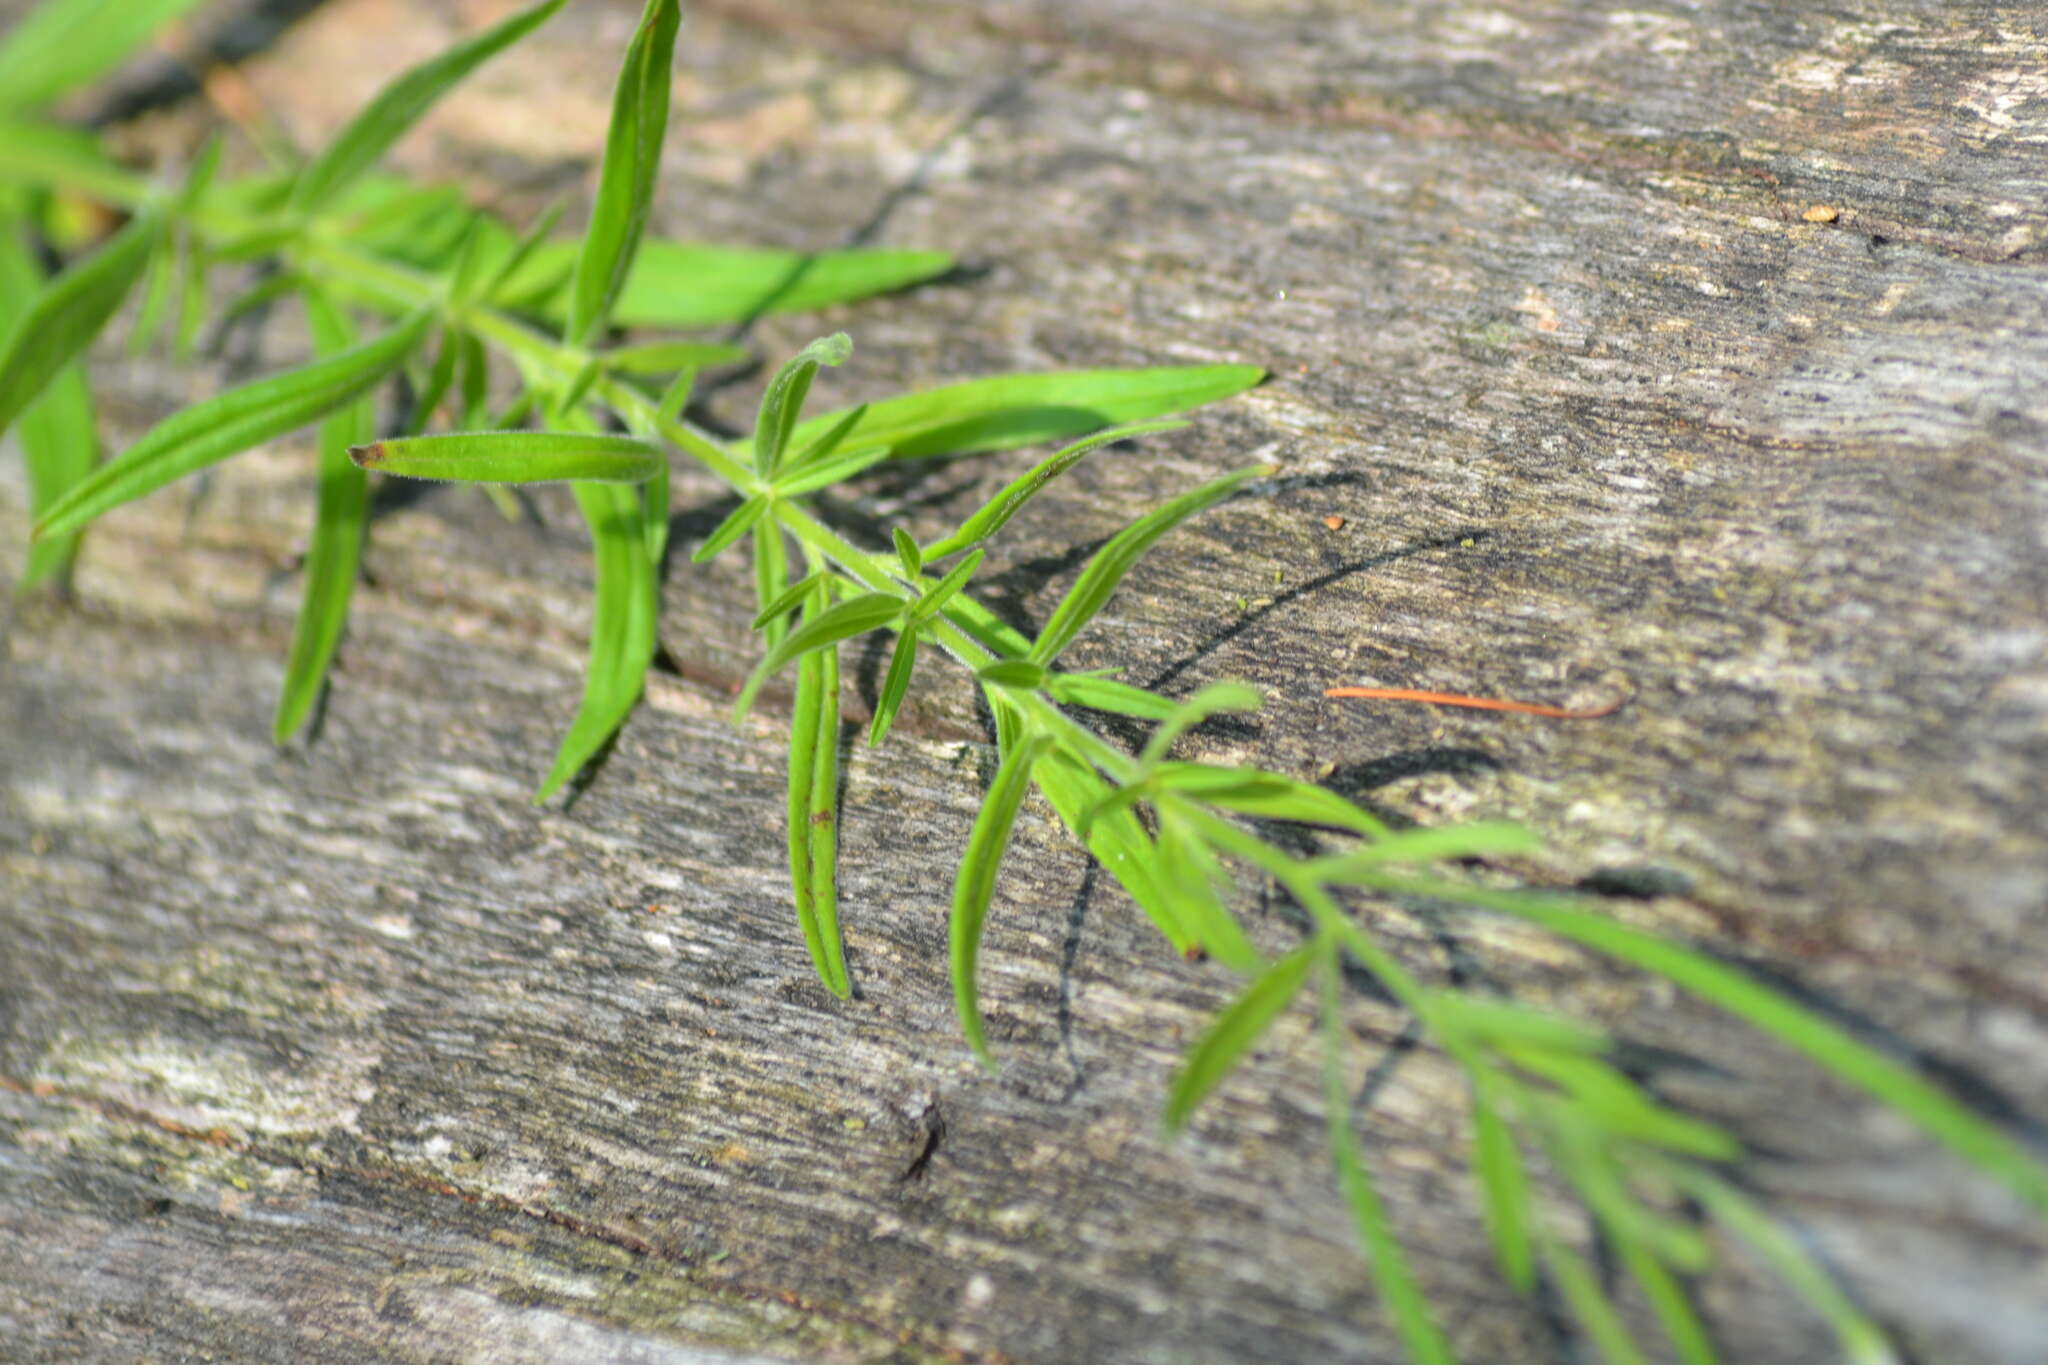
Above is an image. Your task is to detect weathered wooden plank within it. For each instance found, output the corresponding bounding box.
[3,1,2046,1361]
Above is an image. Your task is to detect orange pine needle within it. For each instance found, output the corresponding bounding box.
[1323,685,1624,720]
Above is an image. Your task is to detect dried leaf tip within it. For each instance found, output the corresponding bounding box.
[348,442,387,468]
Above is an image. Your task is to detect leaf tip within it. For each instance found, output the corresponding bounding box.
[349,442,387,469]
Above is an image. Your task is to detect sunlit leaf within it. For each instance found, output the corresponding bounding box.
[0,208,157,447]
[1543,1237,1652,1365]
[1030,467,1264,666]
[534,479,655,802]
[1355,872,2048,1218]
[924,419,1186,559]
[753,333,851,478]
[690,494,769,564]
[1136,682,1264,766]
[37,310,430,542]
[404,326,459,435]
[565,0,681,345]
[911,547,983,623]
[501,240,953,328]
[867,629,917,748]
[0,0,209,113]
[1441,995,1609,1059]
[1163,943,1316,1130]
[976,660,1046,691]
[1470,1090,1537,1293]
[0,116,147,202]
[951,732,1052,1068]
[1029,742,1201,957]
[891,526,921,579]
[1509,1047,1739,1161]
[751,570,833,632]
[604,338,749,375]
[274,290,373,743]
[1662,1165,1898,1365]
[736,364,1264,466]
[0,224,95,590]
[769,443,891,497]
[732,591,904,722]
[353,430,661,485]
[786,579,850,996]
[1045,672,1180,721]
[289,0,566,213]
[1178,768,1390,838]
[1308,822,1539,880]
[1319,963,1456,1365]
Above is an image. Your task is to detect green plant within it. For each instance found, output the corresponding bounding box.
[0,3,2038,1361]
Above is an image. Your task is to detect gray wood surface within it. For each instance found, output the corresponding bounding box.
[4,1,2047,1361]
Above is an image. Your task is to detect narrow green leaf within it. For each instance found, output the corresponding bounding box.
[1441,996,1610,1059]
[786,580,850,996]
[737,364,1265,466]
[1309,822,1541,880]
[769,443,891,497]
[1510,1048,1740,1161]
[654,364,697,422]
[867,628,918,748]
[1030,467,1265,665]
[127,234,174,355]
[1164,943,1317,1130]
[751,570,831,632]
[925,419,1187,559]
[1029,742,1201,957]
[456,330,490,428]
[0,209,157,447]
[912,547,983,623]
[219,270,306,327]
[951,732,1053,1068]
[1356,872,2048,1218]
[170,239,208,360]
[1045,672,1180,720]
[0,0,208,112]
[784,403,867,472]
[500,240,953,328]
[733,591,904,722]
[405,327,459,435]
[1319,963,1458,1365]
[274,291,373,743]
[1661,1165,1898,1365]
[1177,768,1390,837]
[1151,803,1259,969]
[37,310,430,542]
[754,333,852,478]
[690,495,769,564]
[0,116,147,202]
[534,480,654,802]
[753,515,790,648]
[0,225,95,590]
[1616,1231,1718,1365]
[1542,1238,1653,1365]
[604,339,749,375]
[476,196,568,303]
[891,526,922,579]
[565,0,682,344]
[803,636,847,993]
[353,430,661,485]
[1137,682,1265,766]
[1471,1092,1537,1294]
[976,660,1046,691]
[289,0,566,213]
[1548,1110,1717,1276]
